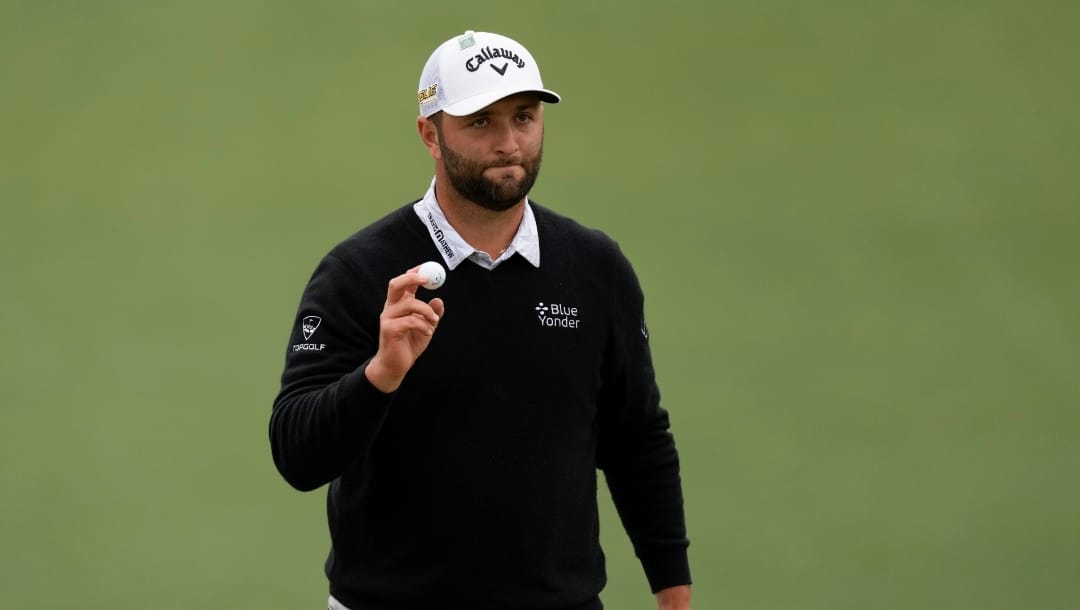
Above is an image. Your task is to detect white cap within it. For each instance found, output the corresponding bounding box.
[417,30,561,118]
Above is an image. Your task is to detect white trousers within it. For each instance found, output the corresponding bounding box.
[327,595,352,610]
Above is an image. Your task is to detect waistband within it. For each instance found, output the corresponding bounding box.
[328,592,603,610]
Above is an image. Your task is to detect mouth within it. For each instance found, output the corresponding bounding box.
[488,164,524,183]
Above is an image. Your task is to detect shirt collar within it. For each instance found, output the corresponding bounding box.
[413,178,541,271]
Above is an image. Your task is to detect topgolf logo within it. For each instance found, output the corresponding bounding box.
[291,315,327,352]
[302,316,321,340]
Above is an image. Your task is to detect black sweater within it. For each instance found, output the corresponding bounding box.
[270,203,690,609]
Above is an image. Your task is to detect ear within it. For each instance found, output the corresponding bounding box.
[417,116,443,161]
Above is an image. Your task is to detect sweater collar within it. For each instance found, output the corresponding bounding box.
[413,178,541,271]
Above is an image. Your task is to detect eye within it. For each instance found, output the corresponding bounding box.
[471,117,489,127]
[515,113,533,123]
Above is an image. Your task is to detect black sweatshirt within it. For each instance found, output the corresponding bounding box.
[270,202,690,610]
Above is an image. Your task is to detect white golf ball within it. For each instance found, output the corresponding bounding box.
[418,261,446,290]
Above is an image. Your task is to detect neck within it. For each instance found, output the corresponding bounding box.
[433,174,525,257]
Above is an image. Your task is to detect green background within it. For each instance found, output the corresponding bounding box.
[3,1,1078,608]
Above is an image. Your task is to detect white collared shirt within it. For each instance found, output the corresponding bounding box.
[413,178,541,271]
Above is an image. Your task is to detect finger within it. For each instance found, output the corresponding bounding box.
[428,297,445,319]
[384,269,427,306]
[382,298,440,325]
[383,314,437,337]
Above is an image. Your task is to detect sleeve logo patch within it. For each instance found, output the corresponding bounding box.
[302,316,322,340]
[292,315,326,352]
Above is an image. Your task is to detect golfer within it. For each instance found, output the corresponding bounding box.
[270,30,692,610]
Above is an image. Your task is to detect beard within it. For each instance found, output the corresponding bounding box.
[439,136,543,212]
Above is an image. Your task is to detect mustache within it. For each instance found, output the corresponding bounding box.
[486,157,525,168]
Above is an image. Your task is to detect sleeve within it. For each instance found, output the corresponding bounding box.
[595,246,692,593]
[269,253,394,492]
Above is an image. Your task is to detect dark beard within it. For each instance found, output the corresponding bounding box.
[439,138,543,212]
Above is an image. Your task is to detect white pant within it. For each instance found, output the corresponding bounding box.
[327,595,352,610]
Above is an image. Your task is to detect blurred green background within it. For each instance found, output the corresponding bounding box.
[2,1,1078,608]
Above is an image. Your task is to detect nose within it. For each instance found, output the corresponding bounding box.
[492,119,520,157]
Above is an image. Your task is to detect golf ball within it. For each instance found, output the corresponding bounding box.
[418,261,446,290]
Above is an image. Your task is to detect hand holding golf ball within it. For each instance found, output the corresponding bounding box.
[364,263,446,393]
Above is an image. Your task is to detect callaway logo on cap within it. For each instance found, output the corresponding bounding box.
[417,30,561,118]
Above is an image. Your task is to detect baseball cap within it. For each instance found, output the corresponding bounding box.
[417,30,561,118]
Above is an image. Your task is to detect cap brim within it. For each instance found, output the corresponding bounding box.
[442,87,561,117]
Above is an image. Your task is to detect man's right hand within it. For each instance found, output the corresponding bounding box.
[365,266,445,393]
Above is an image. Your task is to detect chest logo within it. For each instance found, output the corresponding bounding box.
[535,302,581,329]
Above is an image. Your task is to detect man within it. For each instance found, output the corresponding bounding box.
[270,30,691,610]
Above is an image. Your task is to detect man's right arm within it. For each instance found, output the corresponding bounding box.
[269,255,442,492]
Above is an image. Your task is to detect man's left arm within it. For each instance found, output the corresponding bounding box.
[656,585,692,610]
[595,247,691,607]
